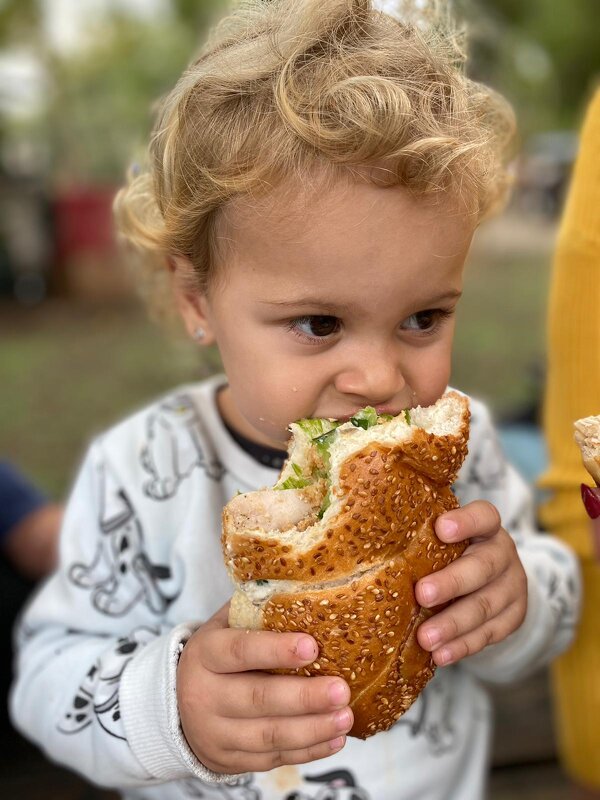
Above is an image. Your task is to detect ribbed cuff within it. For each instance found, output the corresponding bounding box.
[120,623,246,786]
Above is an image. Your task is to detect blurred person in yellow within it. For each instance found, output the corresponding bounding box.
[540,87,600,799]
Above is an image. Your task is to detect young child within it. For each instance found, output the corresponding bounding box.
[10,2,580,798]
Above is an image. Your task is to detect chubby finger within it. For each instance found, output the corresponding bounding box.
[225,736,347,773]
[219,673,351,718]
[417,569,524,652]
[435,500,502,543]
[218,708,354,754]
[429,602,526,666]
[416,530,515,607]
[200,628,318,674]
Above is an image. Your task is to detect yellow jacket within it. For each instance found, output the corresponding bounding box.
[539,88,600,556]
[538,87,600,786]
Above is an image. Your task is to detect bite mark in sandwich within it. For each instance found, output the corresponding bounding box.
[221,392,470,739]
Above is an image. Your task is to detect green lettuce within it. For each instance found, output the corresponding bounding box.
[296,417,339,439]
[276,462,311,490]
[350,406,379,430]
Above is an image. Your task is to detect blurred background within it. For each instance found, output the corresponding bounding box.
[0,0,598,798]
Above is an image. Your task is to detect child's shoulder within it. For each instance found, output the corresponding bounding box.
[91,375,227,486]
[103,376,223,443]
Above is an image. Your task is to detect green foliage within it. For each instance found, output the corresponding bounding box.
[459,0,600,134]
[1,0,599,182]
[0,0,40,46]
[2,1,227,184]
[47,16,196,183]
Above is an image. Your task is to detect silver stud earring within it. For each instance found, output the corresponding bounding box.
[193,327,206,341]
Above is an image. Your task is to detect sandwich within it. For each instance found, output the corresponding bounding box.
[221,391,470,739]
[574,414,600,486]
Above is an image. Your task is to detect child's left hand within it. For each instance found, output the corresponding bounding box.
[415,501,528,667]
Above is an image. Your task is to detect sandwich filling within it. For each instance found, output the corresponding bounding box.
[274,407,400,520]
[223,391,468,609]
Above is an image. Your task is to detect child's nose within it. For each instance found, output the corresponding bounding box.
[334,347,405,405]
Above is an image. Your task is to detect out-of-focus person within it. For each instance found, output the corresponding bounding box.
[539,87,600,799]
[0,460,62,580]
[0,459,62,754]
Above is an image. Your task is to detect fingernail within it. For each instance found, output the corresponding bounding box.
[437,519,459,540]
[329,736,346,751]
[436,647,453,666]
[581,484,600,519]
[295,637,317,661]
[420,582,437,606]
[329,680,349,706]
[334,709,352,731]
[426,628,441,648]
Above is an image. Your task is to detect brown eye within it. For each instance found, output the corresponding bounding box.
[401,309,452,333]
[306,316,339,336]
[412,310,437,330]
[291,315,341,339]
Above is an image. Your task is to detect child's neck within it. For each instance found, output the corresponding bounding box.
[223,420,287,470]
[216,385,288,455]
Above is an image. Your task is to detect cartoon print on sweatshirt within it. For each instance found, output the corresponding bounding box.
[180,774,260,799]
[454,412,507,496]
[58,626,157,739]
[141,394,226,500]
[393,676,461,756]
[531,542,580,635]
[69,461,181,616]
[283,769,370,800]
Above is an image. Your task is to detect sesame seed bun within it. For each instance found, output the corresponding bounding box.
[574,415,600,486]
[222,391,470,739]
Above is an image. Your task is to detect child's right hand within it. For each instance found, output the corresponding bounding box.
[177,603,353,774]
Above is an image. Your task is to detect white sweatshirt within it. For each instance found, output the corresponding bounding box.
[10,375,580,800]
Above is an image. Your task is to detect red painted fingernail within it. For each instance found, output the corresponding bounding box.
[581,484,600,519]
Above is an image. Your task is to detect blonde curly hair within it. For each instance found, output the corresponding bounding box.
[114,0,516,319]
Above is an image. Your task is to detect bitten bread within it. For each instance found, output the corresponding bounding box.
[221,392,470,739]
[575,414,600,485]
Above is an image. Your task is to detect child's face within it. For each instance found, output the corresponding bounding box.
[177,177,476,450]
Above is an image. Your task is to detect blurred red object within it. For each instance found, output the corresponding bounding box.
[53,187,117,261]
[52,187,133,299]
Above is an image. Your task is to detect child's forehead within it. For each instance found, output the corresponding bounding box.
[219,169,468,249]
[211,172,473,308]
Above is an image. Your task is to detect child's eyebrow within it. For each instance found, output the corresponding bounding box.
[259,289,462,313]
[259,298,358,313]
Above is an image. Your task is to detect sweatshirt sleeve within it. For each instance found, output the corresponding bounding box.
[9,440,243,790]
[452,400,581,684]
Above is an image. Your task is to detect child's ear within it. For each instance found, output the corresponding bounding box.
[167,256,216,346]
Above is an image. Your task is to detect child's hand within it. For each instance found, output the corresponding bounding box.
[415,501,527,667]
[177,603,353,774]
